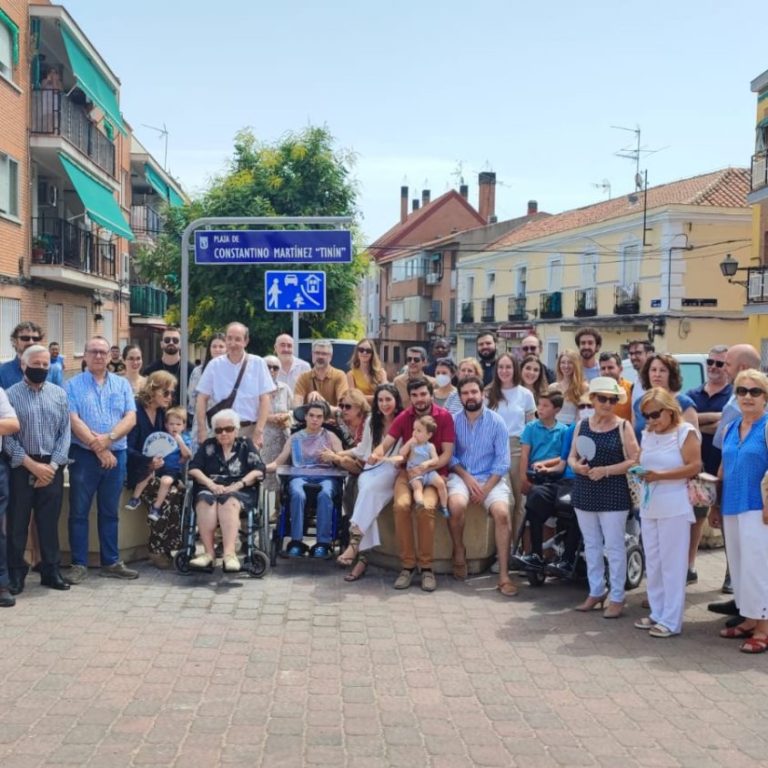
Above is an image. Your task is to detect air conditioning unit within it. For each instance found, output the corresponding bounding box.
[37,181,58,207]
[425,273,440,285]
[426,321,436,332]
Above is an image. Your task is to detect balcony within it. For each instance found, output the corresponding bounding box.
[461,302,474,323]
[31,89,116,177]
[389,276,425,300]
[130,284,168,318]
[575,287,597,317]
[481,296,496,323]
[614,283,640,315]
[540,291,562,319]
[752,151,768,193]
[507,296,526,321]
[131,205,163,242]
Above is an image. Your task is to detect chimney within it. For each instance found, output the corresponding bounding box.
[527,199,538,215]
[459,184,469,200]
[412,198,420,211]
[422,189,431,207]
[400,186,408,223]
[478,171,496,224]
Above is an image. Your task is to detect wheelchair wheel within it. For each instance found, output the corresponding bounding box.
[174,551,191,574]
[269,537,279,567]
[245,551,269,578]
[527,569,546,587]
[624,544,645,590]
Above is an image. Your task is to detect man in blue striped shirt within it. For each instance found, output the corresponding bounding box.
[447,376,517,596]
[4,345,71,594]
[65,336,137,584]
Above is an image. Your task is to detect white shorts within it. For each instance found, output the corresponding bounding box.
[447,474,510,512]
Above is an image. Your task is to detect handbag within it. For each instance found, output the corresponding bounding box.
[616,418,641,508]
[206,356,249,427]
[687,472,718,507]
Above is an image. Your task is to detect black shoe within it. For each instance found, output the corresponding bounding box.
[725,614,746,628]
[721,575,733,594]
[40,571,71,591]
[686,568,698,585]
[708,598,739,615]
[519,553,546,570]
[0,588,16,607]
[8,576,25,596]
[546,559,575,579]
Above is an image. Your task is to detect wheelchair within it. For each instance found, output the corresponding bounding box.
[269,466,349,565]
[174,480,271,578]
[511,477,645,591]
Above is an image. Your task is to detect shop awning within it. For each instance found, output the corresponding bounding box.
[757,117,768,130]
[60,153,134,241]
[144,163,184,207]
[60,26,126,135]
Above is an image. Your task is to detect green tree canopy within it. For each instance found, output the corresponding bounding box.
[134,126,367,350]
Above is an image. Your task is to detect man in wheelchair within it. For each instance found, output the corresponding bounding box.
[266,401,344,558]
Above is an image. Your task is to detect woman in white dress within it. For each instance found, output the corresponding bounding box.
[336,383,404,581]
[634,388,701,637]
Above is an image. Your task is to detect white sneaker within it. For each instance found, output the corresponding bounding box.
[490,560,500,574]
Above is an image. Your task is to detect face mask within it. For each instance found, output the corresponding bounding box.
[580,408,594,420]
[25,367,48,384]
[435,374,452,388]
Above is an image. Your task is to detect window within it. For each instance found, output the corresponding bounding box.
[47,304,63,347]
[621,243,641,286]
[581,250,598,287]
[102,309,114,345]
[515,265,527,297]
[0,153,19,218]
[548,257,563,293]
[486,271,496,292]
[0,297,21,360]
[393,346,401,364]
[0,11,18,81]
[73,307,88,355]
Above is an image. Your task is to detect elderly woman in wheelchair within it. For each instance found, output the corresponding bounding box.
[187,409,264,572]
[266,401,344,559]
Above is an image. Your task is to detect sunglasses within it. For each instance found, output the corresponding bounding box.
[642,409,664,420]
[267,364,280,371]
[406,356,423,363]
[214,425,236,434]
[577,403,592,410]
[18,335,42,342]
[735,387,766,398]
[706,359,725,368]
[161,389,174,397]
[162,337,179,344]
[338,403,353,410]
[357,347,373,354]
[594,395,619,405]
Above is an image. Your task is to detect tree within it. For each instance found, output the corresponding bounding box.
[134,126,367,350]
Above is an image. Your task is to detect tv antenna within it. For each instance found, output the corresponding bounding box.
[141,122,169,170]
[591,179,612,199]
[611,125,665,189]
[451,161,465,186]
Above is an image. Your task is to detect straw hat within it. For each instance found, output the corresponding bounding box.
[588,376,628,404]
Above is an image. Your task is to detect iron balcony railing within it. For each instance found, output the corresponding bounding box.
[540,291,562,319]
[31,89,116,177]
[461,302,474,323]
[481,296,496,323]
[614,283,640,314]
[32,216,116,279]
[507,296,526,321]
[130,284,168,317]
[575,287,597,317]
[752,151,768,193]
[130,205,163,240]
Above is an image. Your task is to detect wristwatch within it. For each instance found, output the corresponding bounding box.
[108,431,117,441]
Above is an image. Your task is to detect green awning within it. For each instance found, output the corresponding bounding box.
[757,117,768,130]
[0,9,19,65]
[59,153,134,241]
[144,162,184,207]
[60,26,126,135]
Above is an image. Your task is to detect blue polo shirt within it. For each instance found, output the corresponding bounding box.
[521,419,567,467]
[686,383,732,474]
[0,356,63,389]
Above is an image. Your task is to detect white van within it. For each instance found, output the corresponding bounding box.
[622,353,707,394]
[298,339,358,371]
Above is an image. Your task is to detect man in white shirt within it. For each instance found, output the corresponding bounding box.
[195,322,273,447]
[575,326,602,381]
[274,333,310,394]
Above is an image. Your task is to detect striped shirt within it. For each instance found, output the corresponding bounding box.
[450,406,510,482]
[3,381,70,468]
[66,371,136,450]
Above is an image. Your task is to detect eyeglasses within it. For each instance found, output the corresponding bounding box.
[357,347,373,354]
[267,364,280,371]
[214,425,237,434]
[577,403,592,410]
[162,337,179,344]
[161,389,174,397]
[735,386,766,398]
[406,356,423,363]
[17,335,42,342]
[594,395,619,405]
[642,410,664,420]
[338,403,353,410]
[706,359,725,368]
[521,346,538,353]
[86,349,108,356]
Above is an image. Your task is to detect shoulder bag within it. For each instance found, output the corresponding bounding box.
[206,356,249,427]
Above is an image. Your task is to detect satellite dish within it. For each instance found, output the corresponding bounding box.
[635,172,644,191]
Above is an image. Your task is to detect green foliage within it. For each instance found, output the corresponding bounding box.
[133,126,367,351]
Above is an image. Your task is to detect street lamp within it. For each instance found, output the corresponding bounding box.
[719,253,749,286]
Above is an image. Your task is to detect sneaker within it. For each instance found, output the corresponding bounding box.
[519,554,546,570]
[490,560,500,574]
[147,506,161,523]
[393,568,415,590]
[124,497,141,511]
[546,559,575,579]
[64,564,88,585]
[100,561,139,580]
[312,544,330,559]
[420,569,437,592]
[286,541,305,558]
[439,505,450,519]
[0,588,16,608]
[686,568,698,585]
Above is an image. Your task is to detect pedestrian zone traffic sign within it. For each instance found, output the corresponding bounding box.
[265,271,326,313]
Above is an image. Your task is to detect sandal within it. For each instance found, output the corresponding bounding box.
[649,623,675,638]
[720,625,755,639]
[344,557,367,583]
[452,560,468,581]
[337,527,362,567]
[497,580,518,597]
[740,635,768,654]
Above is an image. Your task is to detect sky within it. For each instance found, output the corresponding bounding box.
[65,0,767,243]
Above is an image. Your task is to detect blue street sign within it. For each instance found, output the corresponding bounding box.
[195,230,352,265]
[265,271,326,313]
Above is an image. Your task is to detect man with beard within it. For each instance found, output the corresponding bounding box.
[476,332,498,387]
[446,376,516,595]
[0,322,62,389]
[393,347,435,405]
[575,327,602,381]
[371,378,455,593]
[273,333,310,394]
[144,327,194,408]
[293,340,348,408]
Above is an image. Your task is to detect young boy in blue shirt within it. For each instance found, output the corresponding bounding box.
[148,406,192,522]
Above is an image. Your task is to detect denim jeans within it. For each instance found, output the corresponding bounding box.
[0,458,9,588]
[68,446,127,566]
[289,477,337,544]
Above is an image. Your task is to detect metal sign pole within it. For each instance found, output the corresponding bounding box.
[179,216,352,407]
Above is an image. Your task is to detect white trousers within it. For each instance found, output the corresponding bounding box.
[723,510,768,620]
[642,515,690,634]
[575,508,628,604]
[350,461,399,551]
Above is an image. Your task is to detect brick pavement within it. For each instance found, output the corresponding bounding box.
[0,547,766,768]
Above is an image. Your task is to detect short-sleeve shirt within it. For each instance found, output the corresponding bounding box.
[0,388,18,453]
[488,386,536,438]
[521,419,567,467]
[66,371,136,450]
[392,373,436,407]
[633,392,696,441]
[686,383,732,474]
[721,415,768,515]
[388,403,455,476]
[196,353,274,422]
[294,366,348,407]
[276,357,311,394]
